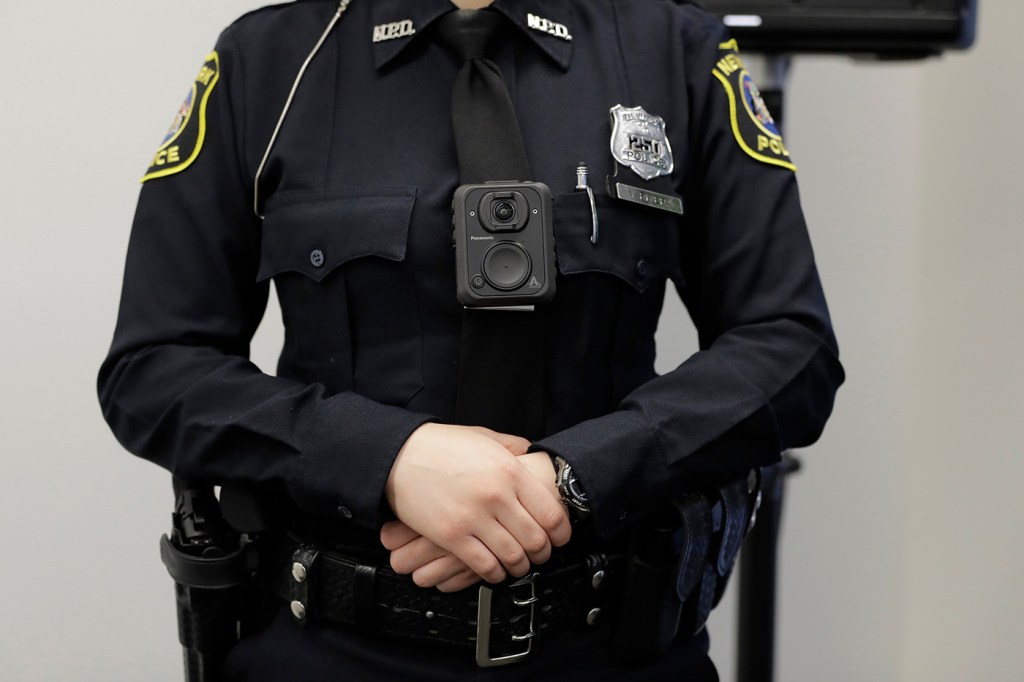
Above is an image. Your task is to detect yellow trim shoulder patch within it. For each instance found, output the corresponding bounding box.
[712,41,796,172]
[142,52,220,182]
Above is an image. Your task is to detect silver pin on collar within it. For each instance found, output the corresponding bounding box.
[576,162,599,245]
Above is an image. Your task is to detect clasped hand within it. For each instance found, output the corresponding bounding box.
[382,424,571,592]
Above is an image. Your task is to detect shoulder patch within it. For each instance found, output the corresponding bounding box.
[142,52,220,182]
[711,40,795,172]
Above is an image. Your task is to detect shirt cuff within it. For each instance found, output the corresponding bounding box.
[289,391,435,531]
[533,410,665,539]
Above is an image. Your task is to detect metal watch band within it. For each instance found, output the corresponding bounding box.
[553,456,591,522]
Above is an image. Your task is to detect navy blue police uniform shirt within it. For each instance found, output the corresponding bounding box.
[99,0,844,542]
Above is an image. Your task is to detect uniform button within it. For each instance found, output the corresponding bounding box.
[586,608,602,626]
[618,510,628,521]
[635,259,649,277]
[337,504,353,519]
[292,562,308,583]
[310,249,325,268]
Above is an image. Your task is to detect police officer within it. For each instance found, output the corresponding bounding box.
[99,0,844,679]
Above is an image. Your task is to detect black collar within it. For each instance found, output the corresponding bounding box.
[370,0,573,71]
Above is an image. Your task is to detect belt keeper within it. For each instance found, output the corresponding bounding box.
[289,547,319,626]
[352,563,378,629]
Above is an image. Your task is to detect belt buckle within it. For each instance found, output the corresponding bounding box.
[475,573,538,668]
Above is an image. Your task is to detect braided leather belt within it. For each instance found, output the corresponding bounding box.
[275,539,622,667]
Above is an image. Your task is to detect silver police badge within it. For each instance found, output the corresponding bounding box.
[609,105,674,181]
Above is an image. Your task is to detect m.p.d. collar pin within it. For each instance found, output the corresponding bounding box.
[372,20,416,43]
[527,13,572,41]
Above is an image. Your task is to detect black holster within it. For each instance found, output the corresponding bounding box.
[612,473,760,662]
[160,479,264,682]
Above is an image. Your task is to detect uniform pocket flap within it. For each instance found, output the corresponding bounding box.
[257,189,417,282]
[552,192,681,292]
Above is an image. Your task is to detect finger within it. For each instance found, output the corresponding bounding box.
[410,554,471,588]
[380,520,421,551]
[498,507,552,566]
[389,536,449,575]
[446,535,508,584]
[516,474,573,548]
[496,435,530,456]
[437,569,483,593]
[474,522,531,578]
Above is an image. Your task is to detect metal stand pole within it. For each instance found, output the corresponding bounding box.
[736,455,800,682]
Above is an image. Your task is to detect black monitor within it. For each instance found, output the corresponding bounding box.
[701,0,978,58]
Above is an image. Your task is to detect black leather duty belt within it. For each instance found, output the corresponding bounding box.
[275,539,623,668]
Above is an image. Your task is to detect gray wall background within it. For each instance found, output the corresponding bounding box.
[1,2,1020,680]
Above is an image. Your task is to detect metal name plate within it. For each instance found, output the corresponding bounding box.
[611,182,684,215]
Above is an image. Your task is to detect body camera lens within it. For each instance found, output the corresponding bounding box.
[492,199,517,224]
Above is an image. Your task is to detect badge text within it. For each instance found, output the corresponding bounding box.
[620,133,670,171]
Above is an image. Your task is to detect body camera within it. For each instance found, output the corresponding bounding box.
[453,181,555,308]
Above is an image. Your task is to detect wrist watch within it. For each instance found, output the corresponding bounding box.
[552,455,591,523]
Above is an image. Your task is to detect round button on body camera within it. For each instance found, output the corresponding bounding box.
[481,242,531,291]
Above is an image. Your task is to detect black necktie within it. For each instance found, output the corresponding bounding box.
[437,9,545,440]
[436,9,532,184]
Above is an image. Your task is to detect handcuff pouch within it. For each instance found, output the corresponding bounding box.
[611,508,685,662]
